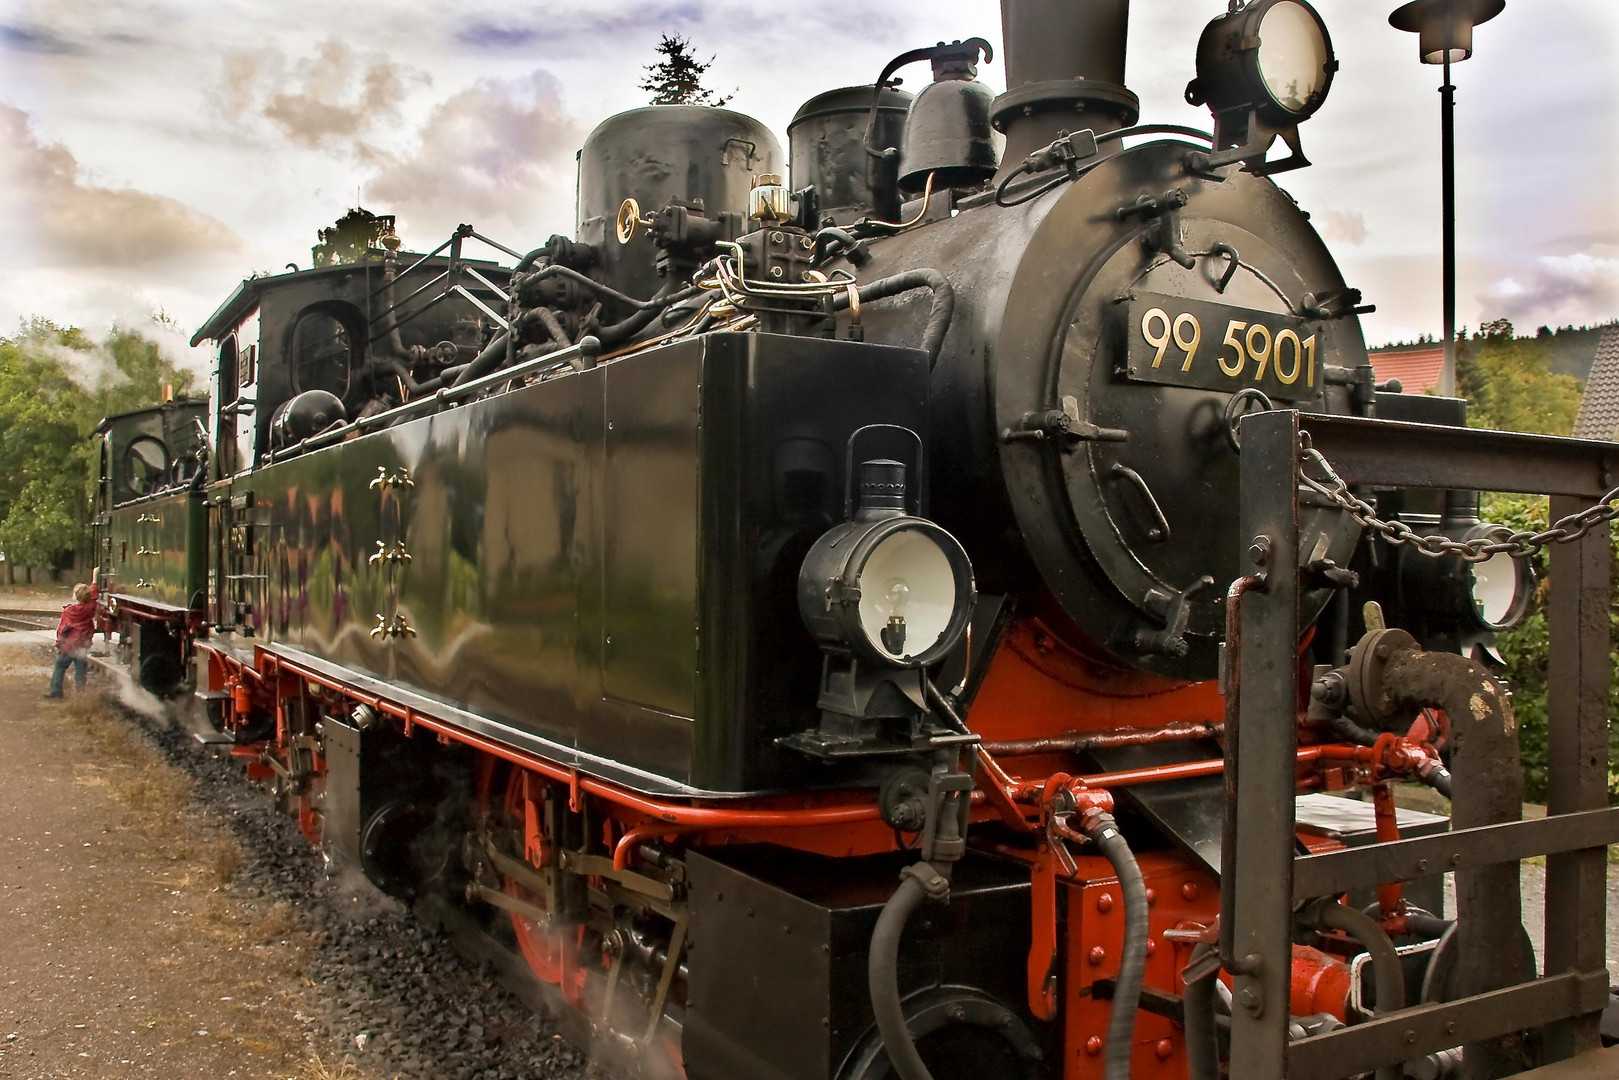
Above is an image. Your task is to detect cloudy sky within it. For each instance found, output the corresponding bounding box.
[1,0,1615,373]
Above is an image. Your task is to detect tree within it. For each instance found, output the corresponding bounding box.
[0,320,195,579]
[639,35,733,107]
[1454,319,1583,436]
[312,208,397,268]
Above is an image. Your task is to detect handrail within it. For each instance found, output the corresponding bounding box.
[266,336,601,462]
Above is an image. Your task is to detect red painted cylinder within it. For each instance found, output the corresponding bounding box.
[1290,944,1353,1019]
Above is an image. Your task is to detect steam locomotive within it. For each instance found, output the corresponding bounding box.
[94,1,1619,1077]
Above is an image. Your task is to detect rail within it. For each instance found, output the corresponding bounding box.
[266,336,600,462]
[1227,409,1618,1077]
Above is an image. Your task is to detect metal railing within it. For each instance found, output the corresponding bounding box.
[1227,409,1618,1077]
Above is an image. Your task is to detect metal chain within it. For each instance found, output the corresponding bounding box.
[1297,433,1619,563]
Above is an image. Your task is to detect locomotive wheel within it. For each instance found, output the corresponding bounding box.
[482,759,589,1008]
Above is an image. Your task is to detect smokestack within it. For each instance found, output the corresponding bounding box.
[991,0,1140,172]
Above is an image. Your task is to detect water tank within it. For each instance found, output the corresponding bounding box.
[788,85,913,224]
[576,106,783,301]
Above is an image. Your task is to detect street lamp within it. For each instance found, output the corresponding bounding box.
[1389,0,1505,397]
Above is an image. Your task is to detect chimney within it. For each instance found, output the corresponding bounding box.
[991,0,1139,173]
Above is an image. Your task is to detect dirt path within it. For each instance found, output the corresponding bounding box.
[0,639,372,1080]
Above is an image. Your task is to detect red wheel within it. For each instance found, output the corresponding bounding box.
[478,757,589,1008]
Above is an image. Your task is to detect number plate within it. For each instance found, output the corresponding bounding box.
[1121,292,1323,402]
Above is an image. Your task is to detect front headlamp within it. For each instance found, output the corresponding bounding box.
[798,459,974,670]
[1464,525,1532,632]
[1188,0,1337,128]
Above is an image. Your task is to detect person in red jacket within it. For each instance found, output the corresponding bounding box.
[45,582,98,699]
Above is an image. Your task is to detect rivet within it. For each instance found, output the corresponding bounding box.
[1155,1038,1174,1060]
[1375,643,1392,659]
[1405,1029,1417,1044]
[1146,940,1157,956]
[1097,893,1114,913]
[1182,882,1199,901]
[1085,1036,1103,1056]
[1145,887,1157,906]
[714,891,723,901]
[1088,946,1107,966]
[1445,1021,1457,1035]
[1416,858,1430,871]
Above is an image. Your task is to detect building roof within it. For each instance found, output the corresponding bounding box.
[1573,325,1619,441]
[1367,345,1447,395]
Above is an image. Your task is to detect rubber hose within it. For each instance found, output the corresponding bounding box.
[598,283,685,346]
[830,269,955,367]
[1183,943,1221,1080]
[1082,812,1148,1080]
[868,873,934,1080]
[1422,762,1453,799]
[1318,903,1405,1080]
[449,331,511,388]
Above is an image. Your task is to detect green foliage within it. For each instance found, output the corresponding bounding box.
[0,320,195,570]
[311,208,397,268]
[1454,319,1584,436]
[639,35,733,107]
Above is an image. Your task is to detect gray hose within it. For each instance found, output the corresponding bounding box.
[868,868,941,1080]
[1318,902,1405,1080]
[1183,943,1221,1080]
[830,269,955,367]
[1078,811,1148,1080]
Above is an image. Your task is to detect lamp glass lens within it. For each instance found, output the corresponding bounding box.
[1257,2,1331,113]
[1470,550,1520,627]
[857,529,957,661]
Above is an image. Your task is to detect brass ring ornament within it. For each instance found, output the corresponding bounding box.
[615,198,649,245]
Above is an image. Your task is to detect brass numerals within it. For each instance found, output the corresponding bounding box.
[136,513,162,524]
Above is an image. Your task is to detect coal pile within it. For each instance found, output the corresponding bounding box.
[120,696,590,1080]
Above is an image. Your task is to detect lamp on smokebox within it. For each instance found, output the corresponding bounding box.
[1389,0,1505,397]
[791,458,975,756]
[1185,0,1338,176]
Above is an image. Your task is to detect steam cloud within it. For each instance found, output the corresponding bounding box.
[222,38,421,150]
[1313,209,1368,247]
[363,71,583,243]
[0,102,244,271]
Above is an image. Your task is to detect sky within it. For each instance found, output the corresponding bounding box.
[1,0,1615,376]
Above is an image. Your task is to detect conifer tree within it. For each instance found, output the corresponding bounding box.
[640,35,733,107]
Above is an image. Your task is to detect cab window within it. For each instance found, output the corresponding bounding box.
[291,311,353,398]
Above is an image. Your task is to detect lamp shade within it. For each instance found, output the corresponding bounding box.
[1389,0,1506,64]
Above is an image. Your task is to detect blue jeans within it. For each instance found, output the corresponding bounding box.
[48,650,87,696]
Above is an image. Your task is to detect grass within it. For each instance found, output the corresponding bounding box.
[293,1052,398,1080]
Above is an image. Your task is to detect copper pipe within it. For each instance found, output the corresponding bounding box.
[983,721,1222,757]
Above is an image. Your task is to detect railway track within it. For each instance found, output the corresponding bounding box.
[0,610,57,633]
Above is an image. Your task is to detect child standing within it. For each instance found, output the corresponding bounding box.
[45,582,99,699]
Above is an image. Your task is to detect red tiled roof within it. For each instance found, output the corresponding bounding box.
[1368,346,1447,394]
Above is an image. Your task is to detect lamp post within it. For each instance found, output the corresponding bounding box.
[1389,0,1504,397]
